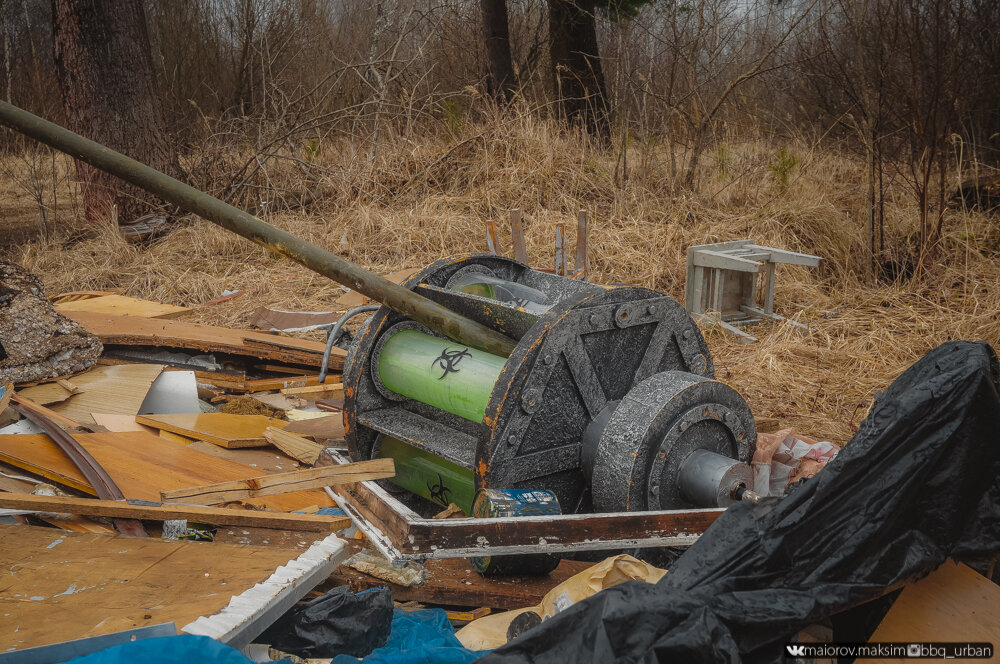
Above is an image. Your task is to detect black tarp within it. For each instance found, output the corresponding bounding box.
[480,341,1000,664]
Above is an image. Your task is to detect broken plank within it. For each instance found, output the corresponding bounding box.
[54,293,189,319]
[263,426,324,465]
[161,458,394,505]
[280,382,344,400]
[17,364,164,427]
[0,431,334,511]
[0,493,349,531]
[136,413,290,449]
[65,311,345,369]
[282,414,345,441]
[244,375,334,392]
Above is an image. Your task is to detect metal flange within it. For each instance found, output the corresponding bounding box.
[586,371,756,512]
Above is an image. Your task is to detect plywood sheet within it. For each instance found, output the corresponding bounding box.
[17,364,164,426]
[136,413,290,448]
[0,431,333,511]
[186,441,302,474]
[54,294,190,319]
[0,524,307,651]
[861,560,1000,658]
[67,312,345,369]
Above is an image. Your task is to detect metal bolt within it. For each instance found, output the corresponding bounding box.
[650,483,660,494]
[647,304,658,315]
[507,434,517,446]
[589,314,600,327]
[682,329,692,340]
[543,354,554,365]
[679,420,689,432]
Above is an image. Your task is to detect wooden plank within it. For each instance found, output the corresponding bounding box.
[860,561,1000,662]
[161,458,394,505]
[554,223,566,276]
[575,210,589,279]
[0,431,334,511]
[692,249,762,272]
[282,414,345,441]
[65,311,345,369]
[0,493,348,531]
[509,209,528,263]
[244,374,334,391]
[54,294,189,319]
[327,540,593,610]
[263,427,324,465]
[16,364,164,427]
[484,219,499,254]
[0,524,333,651]
[186,441,303,474]
[136,413,290,449]
[280,383,344,400]
[9,394,80,428]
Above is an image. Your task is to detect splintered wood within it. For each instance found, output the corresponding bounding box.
[16,364,164,426]
[0,431,334,511]
[136,413,290,448]
[263,426,324,464]
[160,457,394,505]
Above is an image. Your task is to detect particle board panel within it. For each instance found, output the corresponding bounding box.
[54,294,190,319]
[0,431,334,511]
[90,413,157,434]
[16,364,165,426]
[67,312,345,369]
[860,560,1000,659]
[136,413,290,449]
[0,524,318,651]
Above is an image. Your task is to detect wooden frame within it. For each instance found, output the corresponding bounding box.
[685,240,821,343]
[324,452,723,563]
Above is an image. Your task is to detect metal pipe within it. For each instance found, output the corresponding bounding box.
[0,101,517,357]
[319,304,379,383]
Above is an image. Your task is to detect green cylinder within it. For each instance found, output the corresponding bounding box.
[377,329,506,422]
[377,435,476,514]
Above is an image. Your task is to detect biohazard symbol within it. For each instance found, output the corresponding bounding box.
[431,347,472,379]
[427,473,451,505]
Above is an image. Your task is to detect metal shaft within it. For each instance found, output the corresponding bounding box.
[0,100,517,357]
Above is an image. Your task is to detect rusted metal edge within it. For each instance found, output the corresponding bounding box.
[12,401,148,537]
[325,452,723,562]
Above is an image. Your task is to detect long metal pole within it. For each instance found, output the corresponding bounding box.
[0,101,516,357]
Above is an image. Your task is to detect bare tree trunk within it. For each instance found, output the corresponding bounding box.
[548,0,609,138]
[481,0,516,103]
[52,0,179,225]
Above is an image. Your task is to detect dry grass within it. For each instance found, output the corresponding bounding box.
[3,113,998,444]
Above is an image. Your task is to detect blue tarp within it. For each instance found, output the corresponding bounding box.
[60,608,487,664]
[332,608,486,664]
[62,635,276,664]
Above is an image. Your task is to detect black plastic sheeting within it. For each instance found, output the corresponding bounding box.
[480,341,1000,664]
[258,585,393,659]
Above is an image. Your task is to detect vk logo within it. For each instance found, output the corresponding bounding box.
[785,644,807,657]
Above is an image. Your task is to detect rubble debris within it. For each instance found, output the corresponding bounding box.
[457,553,667,650]
[0,430,335,511]
[17,363,164,426]
[256,585,393,659]
[478,341,1000,662]
[345,549,429,588]
[219,395,285,418]
[752,427,839,496]
[0,261,103,384]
